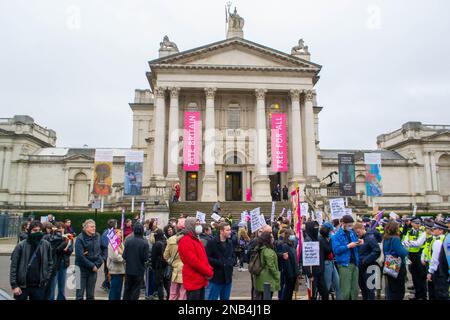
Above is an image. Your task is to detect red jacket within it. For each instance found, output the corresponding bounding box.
[178,232,213,291]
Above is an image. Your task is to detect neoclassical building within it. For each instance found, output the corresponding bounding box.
[1,10,449,216]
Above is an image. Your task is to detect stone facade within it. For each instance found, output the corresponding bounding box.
[1,12,449,215]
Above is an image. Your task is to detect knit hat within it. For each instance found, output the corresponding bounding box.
[342,215,354,224]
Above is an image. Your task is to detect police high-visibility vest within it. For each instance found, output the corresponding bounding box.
[376,225,384,234]
[406,228,425,253]
[422,234,434,263]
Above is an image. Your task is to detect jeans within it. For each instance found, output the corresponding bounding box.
[14,286,46,300]
[204,281,211,300]
[187,287,205,300]
[49,262,68,300]
[123,275,144,300]
[337,263,359,300]
[109,274,124,300]
[208,282,232,300]
[76,270,98,300]
[324,261,341,300]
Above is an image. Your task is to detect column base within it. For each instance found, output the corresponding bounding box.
[150,175,166,188]
[201,176,218,202]
[165,174,180,184]
[252,176,272,202]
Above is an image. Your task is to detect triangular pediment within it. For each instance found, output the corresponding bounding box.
[149,37,321,71]
[64,154,93,162]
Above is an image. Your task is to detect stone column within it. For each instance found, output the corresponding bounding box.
[201,87,218,201]
[253,89,271,201]
[166,87,180,182]
[0,147,4,189]
[430,151,439,192]
[423,151,432,192]
[289,90,304,182]
[303,90,317,180]
[2,147,12,190]
[152,86,166,183]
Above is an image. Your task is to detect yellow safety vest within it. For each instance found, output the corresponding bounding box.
[406,227,425,253]
[422,235,434,263]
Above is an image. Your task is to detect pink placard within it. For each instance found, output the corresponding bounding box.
[271,113,288,172]
[183,111,201,171]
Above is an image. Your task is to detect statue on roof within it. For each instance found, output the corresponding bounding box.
[291,38,310,55]
[228,7,244,31]
[159,35,178,51]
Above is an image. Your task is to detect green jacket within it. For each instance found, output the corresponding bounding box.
[255,246,281,293]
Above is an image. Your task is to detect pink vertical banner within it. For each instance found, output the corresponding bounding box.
[183,111,201,171]
[271,113,288,172]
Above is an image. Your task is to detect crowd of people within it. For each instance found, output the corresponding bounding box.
[8,210,450,301]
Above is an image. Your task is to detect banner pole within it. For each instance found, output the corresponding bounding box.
[131,197,135,213]
[100,196,104,213]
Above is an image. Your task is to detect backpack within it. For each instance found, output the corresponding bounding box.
[248,247,263,275]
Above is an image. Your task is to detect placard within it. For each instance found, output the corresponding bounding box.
[302,241,320,266]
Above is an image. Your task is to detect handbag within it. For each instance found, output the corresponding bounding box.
[164,250,178,281]
[383,239,402,279]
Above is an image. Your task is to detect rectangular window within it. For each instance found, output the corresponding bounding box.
[227,109,240,129]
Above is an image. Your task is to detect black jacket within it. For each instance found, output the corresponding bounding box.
[205,236,235,284]
[10,239,53,289]
[123,235,150,276]
[75,231,104,272]
[151,240,167,270]
[276,241,300,279]
[358,231,381,268]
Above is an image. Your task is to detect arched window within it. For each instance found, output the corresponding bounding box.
[438,154,450,196]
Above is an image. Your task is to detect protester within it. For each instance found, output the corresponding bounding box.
[152,229,170,300]
[427,221,449,300]
[254,231,280,300]
[100,219,117,292]
[205,222,234,300]
[282,185,289,201]
[354,222,381,300]
[248,228,264,299]
[48,222,73,300]
[163,224,175,240]
[75,219,103,300]
[331,215,361,300]
[277,229,300,300]
[402,217,427,300]
[172,183,180,203]
[237,223,250,271]
[124,219,133,239]
[64,219,75,236]
[107,228,125,300]
[18,221,30,243]
[47,214,56,225]
[10,221,53,300]
[320,224,341,300]
[122,223,150,300]
[163,217,187,300]
[303,221,327,300]
[178,217,213,300]
[382,221,409,300]
[200,225,214,247]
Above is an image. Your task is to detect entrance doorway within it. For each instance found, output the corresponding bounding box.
[225,172,242,201]
[186,172,198,201]
[269,172,281,200]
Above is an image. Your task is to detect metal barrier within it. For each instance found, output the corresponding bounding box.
[0,213,24,239]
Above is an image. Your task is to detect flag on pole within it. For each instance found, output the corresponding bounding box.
[371,209,385,231]
[120,208,125,240]
[295,182,303,262]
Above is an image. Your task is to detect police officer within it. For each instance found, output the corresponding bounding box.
[419,220,435,299]
[402,217,427,300]
[426,221,449,300]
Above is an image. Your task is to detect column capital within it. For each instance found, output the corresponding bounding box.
[303,90,314,102]
[289,89,301,101]
[154,86,166,98]
[255,89,267,100]
[169,87,180,99]
[204,87,217,99]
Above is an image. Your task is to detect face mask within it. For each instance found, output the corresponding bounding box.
[345,226,353,232]
[289,235,296,242]
[195,225,203,235]
[30,231,44,243]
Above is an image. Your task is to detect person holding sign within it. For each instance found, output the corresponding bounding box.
[331,215,362,300]
[107,229,125,300]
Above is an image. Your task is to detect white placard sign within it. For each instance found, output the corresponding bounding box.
[40,216,48,223]
[302,241,320,266]
[413,205,417,217]
[330,198,346,220]
[211,213,221,222]
[301,202,309,218]
[240,211,247,224]
[250,208,262,233]
[287,210,292,221]
[279,208,286,218]
[271,202,276,222]
[345,208,353,216]
[196,211,206,224]
[260,214,267,227]
[315,211,323,225]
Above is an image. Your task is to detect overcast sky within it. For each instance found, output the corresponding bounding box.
[1,0,449,150]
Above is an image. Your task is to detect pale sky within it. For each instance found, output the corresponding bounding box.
[1,0,449,150]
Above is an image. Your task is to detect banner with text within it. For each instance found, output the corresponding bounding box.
[338,154,356,196]
[183,111,201,171]
[271,113,288,172]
